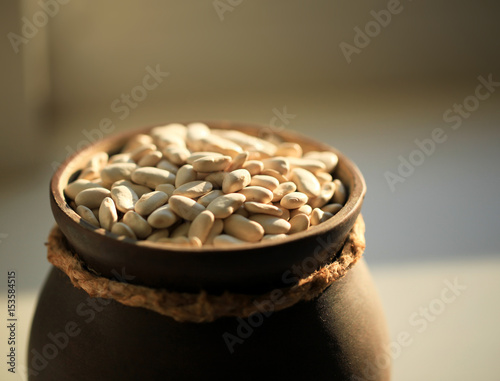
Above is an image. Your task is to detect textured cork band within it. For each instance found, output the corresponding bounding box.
[46,215,365,323]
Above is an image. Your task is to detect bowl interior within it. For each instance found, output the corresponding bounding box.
[50,121,366,293]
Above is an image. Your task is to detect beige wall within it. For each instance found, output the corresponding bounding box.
[0,1,51,171]
[1,0,500,170]
[47,0,500,107]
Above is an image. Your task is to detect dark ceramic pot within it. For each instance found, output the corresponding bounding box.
[28,122,390,380]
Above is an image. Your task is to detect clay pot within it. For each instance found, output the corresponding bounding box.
[28,121,390,380]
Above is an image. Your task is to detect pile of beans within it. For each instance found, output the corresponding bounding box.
[64,123,347,247]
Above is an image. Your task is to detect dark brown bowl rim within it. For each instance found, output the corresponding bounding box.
[50,120,366,254]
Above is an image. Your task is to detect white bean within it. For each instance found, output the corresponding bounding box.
[274,204,291,221]
[76,205,100,228]
[170,221,192,238]
[112,180,152,198]
[222,169,251,194]
[197,190,225,207]
[249,214,291,234]
[99,197,118,230]
[163,146,190,166]
[260,169,289,183]
[100,163,137,186]
[290,168,321,198]
[108,153,133,164]
[310,208,334,226]
[261,157,290,176]
[272,181,297,202]
[146,229,170,242]
[122,134,153,153]
[280,192,308,209]
[242,160,264,176]
[132,167,176,188]
[287,157,326,174]
[130,143,157,162]
[155,133,186,149]
[223,214,265,242]
[321,203,343,215]
[238,186,273,204]
[86,152,109,171]
[157,236,199,247]
[75,188,111,209]
[274,142,302,158]
[168,195,205,221]
[134,191,169,216]
[147,205,179,228]
[206,193,246,218]
[316,171,333,185]
[188,210,215,243]
[156,160,179,174]
[214,129,278,157]
[186,152,223,165]
[226,151,249,172]
[175,164,197,187]
[204,172,226,188]
[123,211,152,239]
[234,205,250,217]
[244,202,283,217]
[192,155,232,172]
[151,124,187,141]
[155,184,175,197]
[110,185,138,213]
[262,234,288,241]
[186,123,211,151]
[303,151,339,173]
[138,150,162,167]
[199,135,243,158]
[78,167,100,181]
[212,234,247,247]
[289,204,313,218]
[205,219,224,245]
[111,222,137,239]
[250,175,279,191]
[288,214,310,234]
[173,181,213,198]
[332,179,347,204]
[308,182,335,208]
[65,179,102,200]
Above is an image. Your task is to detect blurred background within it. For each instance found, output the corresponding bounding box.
[1,0,499,379]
